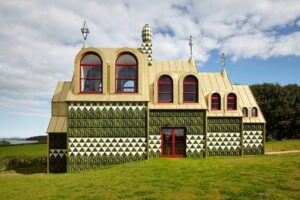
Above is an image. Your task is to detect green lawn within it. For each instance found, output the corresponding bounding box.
[0,154,299,200]
[0,141,299,199]
[265,139,300,152]
[0,143,47,158]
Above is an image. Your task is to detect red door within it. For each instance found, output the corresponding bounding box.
[161,128,186,157]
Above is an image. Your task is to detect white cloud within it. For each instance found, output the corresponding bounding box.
[0,0,300,119]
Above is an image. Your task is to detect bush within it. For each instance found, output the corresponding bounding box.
[0,155,47,173]
[0,140,11,147]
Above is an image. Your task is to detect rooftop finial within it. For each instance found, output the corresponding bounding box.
[221,52,226,69]
[81,21,90,42]
[189,35,194,57]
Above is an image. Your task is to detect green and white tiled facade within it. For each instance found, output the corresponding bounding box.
[49,105,265,172]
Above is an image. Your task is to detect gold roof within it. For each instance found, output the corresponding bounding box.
[234,85,266,123]
[47,47,265,125]
[47,81,70,133]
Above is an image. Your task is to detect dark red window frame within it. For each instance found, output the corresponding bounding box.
[211,93,221,110]
[183,75,198,103]
[115,53,138,93]
[227,93,237,110]
[158,75,173,103]
[161,128,186,158]
[80,53,102,93]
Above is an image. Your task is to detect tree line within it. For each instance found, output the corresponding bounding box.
[250,83,300,140]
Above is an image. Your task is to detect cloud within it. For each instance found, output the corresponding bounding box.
[0,0,300,117]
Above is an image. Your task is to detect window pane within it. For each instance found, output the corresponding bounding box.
[184,75,197,82]
[116,54,137,65]
[92,67,102,79]
[81,66,92,78]
[91,80,102,92]
[116,67,137,79]
[159,93,173,102]
[252,108,257,117]
[159,75,172,83]
[228,103,236,109]
[163,129,172,155]
[159,84,172,93]
[116,80,136,92]
[175,128,185,156]
[81,54,101,65]
[184,84,197,92]
[82,79,91,92]
[184,93,198,102]
[212,103,220,110]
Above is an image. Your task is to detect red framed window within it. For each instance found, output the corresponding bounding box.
[161,128,186,158]
[227,93,237,110]
[115,53,138,93]
[183,75,198,103]
[252,107,258,117]
[242,107,248,117]
[158,75,173,103]
[211,93,221,110]
[80,53,102,93]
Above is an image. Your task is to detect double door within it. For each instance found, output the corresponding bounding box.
[161,128,186,157]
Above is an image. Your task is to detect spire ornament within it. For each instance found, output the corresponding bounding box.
[189,35,194,57]
[81,21,90,43]
[221,52,226,69]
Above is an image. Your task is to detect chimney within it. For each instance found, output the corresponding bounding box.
[141,24,152,66]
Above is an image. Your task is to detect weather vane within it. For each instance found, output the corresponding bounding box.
[189,35,194,56]
[221,52,226,69]
[81,21,90,41]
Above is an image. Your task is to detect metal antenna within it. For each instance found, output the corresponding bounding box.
[221,52,226,69]
[189,35,194,56]
[81,21,90,41]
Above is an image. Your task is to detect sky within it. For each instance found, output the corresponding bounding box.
[0,0,300,138]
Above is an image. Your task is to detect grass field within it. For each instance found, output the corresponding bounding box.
[265,139,300,152]
[0,143,47,158]
[0,140,299,199]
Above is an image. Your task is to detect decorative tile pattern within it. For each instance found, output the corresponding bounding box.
[207,132,241,150]
[49,149,67,158]
[243,131,263,148]
[68,137,146,157]
[141,24,152,65]
[186,135,205,153]
[68,102,146,111]
[207,117,241,132]
[149,135,161,155]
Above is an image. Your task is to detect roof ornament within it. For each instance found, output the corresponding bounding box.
[189,35,194,57]
[221,52,226,69]
[81,21,90,47]
[220,52,228,77]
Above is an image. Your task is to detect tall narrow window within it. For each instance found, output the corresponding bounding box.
[80,53,102,93]
[115,53,138,93]
[242,107,248,117]
[183,75,198,103]
[211,93,221,110]
[158,75,173,103]
[252,107,258,117]
[227,93,237,110]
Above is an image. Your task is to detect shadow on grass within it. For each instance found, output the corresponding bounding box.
[0,155,47,174]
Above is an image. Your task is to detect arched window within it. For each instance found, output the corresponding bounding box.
[252,107,258,117]
[211,93,221,110]
[80,53,102,93]
[183,75,198,103]
[227,93,237,110]
[158,75,173,103]
[242,107,248,117]
[115,53,138,93]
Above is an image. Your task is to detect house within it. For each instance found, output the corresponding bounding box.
[47,24,265,173]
